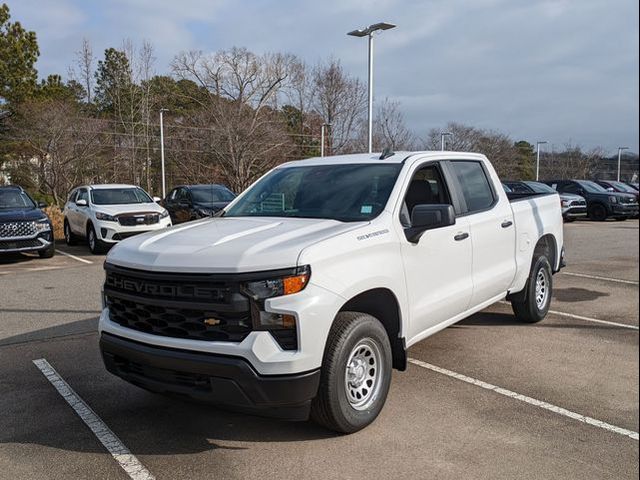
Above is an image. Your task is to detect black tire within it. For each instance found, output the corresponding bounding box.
[38,241,55,258]
[588,203,607,221]
[511,255,553,323]
[311,311,392,434]
[87,223,107,254]
[64,219,78,246]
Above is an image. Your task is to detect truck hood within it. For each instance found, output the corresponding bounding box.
[107,216,365,273]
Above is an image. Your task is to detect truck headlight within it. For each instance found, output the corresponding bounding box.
[241,266,310,349]
[609,196,617,204]
[95,211,118,222]
[242,266,310,302]
[34,218,51,232]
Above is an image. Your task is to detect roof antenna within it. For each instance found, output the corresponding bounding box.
[379,147,394,160]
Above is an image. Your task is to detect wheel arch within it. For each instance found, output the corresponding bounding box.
[338,288,406,371]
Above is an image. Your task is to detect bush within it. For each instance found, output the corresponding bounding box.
[43,205,64,241]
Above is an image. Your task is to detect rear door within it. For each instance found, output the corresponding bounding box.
[398,160,473,341]
[446,160,516,307]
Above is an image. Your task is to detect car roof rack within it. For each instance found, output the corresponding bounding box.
[379,147,394,160]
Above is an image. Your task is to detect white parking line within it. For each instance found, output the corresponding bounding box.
[32,359,155,480]
[408,358,639,441]
[55,249,93,264]
[497,301,639,330]
[547,309,639,330]
[562,271,639,286]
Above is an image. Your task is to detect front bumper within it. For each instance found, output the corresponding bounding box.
[0,232,53,254]
[612,204,639,217]
[95,216,172,243]
[562,206,587,218]
[100,332,320,420]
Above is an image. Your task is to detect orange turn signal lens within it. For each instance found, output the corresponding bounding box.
[283,273,309,295]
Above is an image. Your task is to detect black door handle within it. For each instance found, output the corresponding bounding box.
[501,220,513,228]
[454,232,469,241]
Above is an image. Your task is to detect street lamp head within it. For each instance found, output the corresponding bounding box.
[537,141,548,145]
[347,22,396,37]
[619,146,629,150]
[160,108,169,113]
[441,132,452,136]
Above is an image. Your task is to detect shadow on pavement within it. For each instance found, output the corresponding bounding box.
[552,287,609,303]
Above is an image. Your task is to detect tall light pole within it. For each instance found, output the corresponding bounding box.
[617,146,629,181]
[159,108,168,198]
[440,132,452,151]
[320,123,331,157]
[536,141,547,181]
[347,22,396,154]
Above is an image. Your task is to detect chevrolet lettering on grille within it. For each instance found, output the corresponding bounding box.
[106,275,224,301]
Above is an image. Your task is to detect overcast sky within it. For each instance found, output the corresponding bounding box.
[9,0,640,154]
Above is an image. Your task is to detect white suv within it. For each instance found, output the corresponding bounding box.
[63,184,172,254]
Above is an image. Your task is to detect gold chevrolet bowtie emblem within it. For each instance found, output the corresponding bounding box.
[203,317,221,326]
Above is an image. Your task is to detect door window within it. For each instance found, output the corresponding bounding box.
[76,189,89,203]
[449,161,495,214]
[400,164,451,226]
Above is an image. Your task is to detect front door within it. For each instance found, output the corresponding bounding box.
[398,162,473,342]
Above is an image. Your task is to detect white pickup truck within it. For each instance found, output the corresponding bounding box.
[99,151,564,433]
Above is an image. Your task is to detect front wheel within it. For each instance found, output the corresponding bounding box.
[588,204,607,221]
[511,255,553,323]
[87,224,108,254]
[311,312,392,433]
[64,220,78,246]
[38,241,55,258]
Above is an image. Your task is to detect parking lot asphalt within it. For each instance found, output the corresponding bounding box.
[0,220,638,479]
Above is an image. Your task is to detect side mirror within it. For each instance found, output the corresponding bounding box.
[75,199,88,207]
[37,201,47,208]
[153,196,161,203]
[405,204,456,243]
[606,187,614,192]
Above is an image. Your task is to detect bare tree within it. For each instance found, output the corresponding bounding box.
[311,58,366,154]
[371,98,415,151]
[76,38,94,104]
[172,47,296,191]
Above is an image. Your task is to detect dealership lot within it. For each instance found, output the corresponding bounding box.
[0,221,638,479]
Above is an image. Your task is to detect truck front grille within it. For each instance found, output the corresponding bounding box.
[103,263,300,350]
[0,221,37,239]
[106,295,252,342]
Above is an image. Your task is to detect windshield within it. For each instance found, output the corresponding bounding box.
[0,189,36,209]
[524,181,556,194]
[225,163,403,222]
[609,181,637,193]
[191,186,236,204]
[91,188,153,205]
[576,180,607,193]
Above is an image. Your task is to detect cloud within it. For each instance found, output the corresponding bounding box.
[7,0,639,152]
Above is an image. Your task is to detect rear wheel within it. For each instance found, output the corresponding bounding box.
[87,224,107,254]
[511,255,553,323]
[311,312,392,433]
[64,220,78,246]
[588,203,607,221]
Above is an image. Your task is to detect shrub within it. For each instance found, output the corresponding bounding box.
[43,205,64,241]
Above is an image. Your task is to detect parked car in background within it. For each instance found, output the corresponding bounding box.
[543,179,639,221]
[63,184,172,254]
[164,184,236,224]
[504,180,587,222]
[595,180,640,202]
[624,182,639,191]
[0,185,55,258]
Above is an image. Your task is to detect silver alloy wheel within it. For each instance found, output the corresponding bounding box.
[344,338,383,411]
[535,268,549,309]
